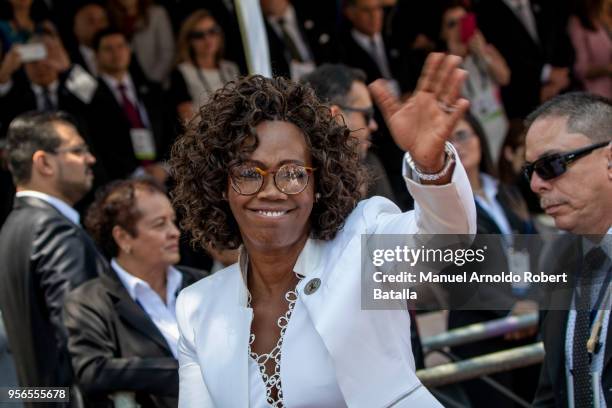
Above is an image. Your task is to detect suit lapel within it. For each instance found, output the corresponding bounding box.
[102,273,173,356]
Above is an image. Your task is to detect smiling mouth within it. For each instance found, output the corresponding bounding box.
[251,209,290,218]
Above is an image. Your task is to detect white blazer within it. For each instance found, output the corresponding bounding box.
[176,156,476,407]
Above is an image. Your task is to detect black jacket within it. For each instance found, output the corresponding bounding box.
[85,75,171,182]
[0,69,89,138]
[474,0,574,118]
[534,236,612,407]
[0,196,106,392]
[64,265,208,408]
[265,8,338,78]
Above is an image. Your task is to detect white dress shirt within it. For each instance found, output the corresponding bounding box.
[350,29,393,80]
[267,4,313,62]
[475,173,514,238]
[31,81,60,111]
[15,190,80,225]
[564,227,612,408]
[112,259,183,358]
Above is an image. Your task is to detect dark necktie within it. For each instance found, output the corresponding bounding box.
[277,17,303,62]
[573,246,607,408]
[117,83,144,129]
[42,87,55,111]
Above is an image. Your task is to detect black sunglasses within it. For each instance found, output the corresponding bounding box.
[522,141,609,181]
[188,26,221,40]
[338,105,375,124]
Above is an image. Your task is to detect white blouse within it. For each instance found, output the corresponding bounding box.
[248,294,346,407]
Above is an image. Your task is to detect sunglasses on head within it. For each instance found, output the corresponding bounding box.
[522,141,609,181]
[188,26,221,40]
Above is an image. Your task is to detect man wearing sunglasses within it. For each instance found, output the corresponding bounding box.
[526,93,612,408]
[302,63,396,203]
[0,111,107,397]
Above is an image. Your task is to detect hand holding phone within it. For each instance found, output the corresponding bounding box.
[16,43,47,63]
[460,13,477,44]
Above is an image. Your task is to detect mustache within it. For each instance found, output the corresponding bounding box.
[540,197,567,208]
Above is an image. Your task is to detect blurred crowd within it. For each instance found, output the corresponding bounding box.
[0,0,611,407]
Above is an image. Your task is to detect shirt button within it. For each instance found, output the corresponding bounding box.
[304,278,321,295]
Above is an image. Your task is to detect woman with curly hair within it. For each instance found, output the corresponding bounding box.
[170,53,476,407]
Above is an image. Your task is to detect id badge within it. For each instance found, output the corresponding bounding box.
[129,128,156,161]
[289,61,315,81]
[508,248,531,293]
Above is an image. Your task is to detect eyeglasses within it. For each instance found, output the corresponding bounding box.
[47,145,92,156]
[338,105,375,124]
[229,163,316,195]
[188,26,221,40]
[450,129,475,144]
[522,141,609,181]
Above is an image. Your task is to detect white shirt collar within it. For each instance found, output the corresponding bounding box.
[78,45,98,75]
[351,29,383,50]
[479,173,500,202]
[111,258,183,304]
[31,80,59,95]
[15,190,80,225]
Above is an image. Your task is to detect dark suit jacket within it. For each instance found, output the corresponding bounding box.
[474,0,574,118]
[337,28,415,92]
[0,196,106,391]
[85,75,171,181]
[534,236,612,407]
[64,265,208,408]
[0,69,89,138]
[265,8,338,78]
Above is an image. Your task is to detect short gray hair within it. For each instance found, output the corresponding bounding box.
[525,92,612,143]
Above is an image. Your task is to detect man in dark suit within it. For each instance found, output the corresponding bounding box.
[338,0,414,94]
[63,178,208,408]
[524,93,612,407]
[87,28,171,183]
[261,0,337,79]
[474,0,574,119]
[68,2,109,76]
[0,111,106,393]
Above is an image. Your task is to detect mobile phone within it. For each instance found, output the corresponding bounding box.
[460,13,477,44]
[16,43,47,63]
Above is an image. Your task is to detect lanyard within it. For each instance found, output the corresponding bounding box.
[575,259,612,324]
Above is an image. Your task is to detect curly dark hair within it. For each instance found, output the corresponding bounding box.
[85,178,167,258]
[170,75,367,251]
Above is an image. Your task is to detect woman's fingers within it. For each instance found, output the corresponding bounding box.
[445,98,470,136]
[439,68,468,107]
[369,79,401,123]
[431,55,462,98]
[415,52,445,92]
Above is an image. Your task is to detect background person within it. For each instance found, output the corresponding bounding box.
[64,178,207,408]
[169,9,239,122]
[0,111,105,394]
[439,0,510,163]
[567,0,612,98]
[446,112,539,408]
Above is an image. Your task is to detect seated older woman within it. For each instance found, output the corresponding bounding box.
[170,53,476,407]
[63,178,207,408]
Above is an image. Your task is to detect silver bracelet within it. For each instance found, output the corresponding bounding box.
[405,142,456,181]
